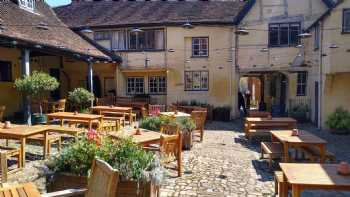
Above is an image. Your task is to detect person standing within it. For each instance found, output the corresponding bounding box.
[238,91,246,115]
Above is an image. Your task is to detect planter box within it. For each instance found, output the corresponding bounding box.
[47,172,159,197]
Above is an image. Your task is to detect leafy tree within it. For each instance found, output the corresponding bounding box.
[15,71,59,115]
[68,88,95,111]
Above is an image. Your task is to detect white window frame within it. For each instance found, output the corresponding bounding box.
[19,0,35,11]
[192,37,209,57]
[297,72,307,96]
[126,77,144,95]
[149,76,167,95]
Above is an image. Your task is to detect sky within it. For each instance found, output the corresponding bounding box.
[45,0,71,7]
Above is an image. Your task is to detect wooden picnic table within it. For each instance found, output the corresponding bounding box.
[271,130,327,163]
[47,112,103,130]
[160,111,191,118]
[0,125,50,167]
[91,105,133,124]
[108,129,168,147]
[0,183,41,197]
[280,163,350,197]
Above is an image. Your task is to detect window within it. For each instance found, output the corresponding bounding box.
[297,72,307,96]
[314,25,320,49]
[149,76,166,94]
[0,61,12,82]
[185,71,209,91]
[192,37,209,57]
[128,29,164,50]
[19,0,35,11]
[343,9,350,33]
[94,31,111,41]
[269,23,301,47]
[127,77,144,95]
[111,31,127,50]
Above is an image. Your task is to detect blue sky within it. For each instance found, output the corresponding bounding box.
[45,0,71,7]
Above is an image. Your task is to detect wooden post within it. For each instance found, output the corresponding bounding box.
[88,61,94,107]
[21,48,31,125]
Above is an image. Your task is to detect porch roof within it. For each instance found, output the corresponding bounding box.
[0,1,117,61]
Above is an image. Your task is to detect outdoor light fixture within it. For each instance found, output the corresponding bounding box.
[34,44,42,49]
[298,32,312,38]
[130,27,143,33]
[329,44,339,49]
[11,40,18,45]
[235,28,249,35]
[182,21,194,29]
[260,48,268,52]
[80,28,93,34]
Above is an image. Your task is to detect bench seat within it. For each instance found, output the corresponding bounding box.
[261,142,282,169]
[300,146,336,163]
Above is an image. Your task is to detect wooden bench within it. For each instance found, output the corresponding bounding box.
[300,146,336,163]
[260,142,282,169]
[274,171,288,196]
[245,122,294,141]
[102,116,125,131]
[0,146,22,182]
[247,111,271,118]
[27,133,62,155]
[47,126,86,137]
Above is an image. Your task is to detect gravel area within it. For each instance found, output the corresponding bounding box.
[2,121,350,196]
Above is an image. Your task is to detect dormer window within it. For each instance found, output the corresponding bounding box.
[19,0,35,12]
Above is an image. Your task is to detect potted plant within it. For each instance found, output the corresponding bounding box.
[139,116,171,131]
[326,107,350,135]
[176,117,196,150]
[14,71,59,124]
[288,104,310,123]
[68,88,95,113]
[46,130,163,197]
[213,106,231,122]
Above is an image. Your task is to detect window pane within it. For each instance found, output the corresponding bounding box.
[154,30,164,50]
[129,33,137,50]
[314,26,320,49]
[279,24,289,45]
[185,72,193,90]
[145,30,155,49]
[138,32,146,50]
[269,25,279,46]
[112,31,126,50]
[0,61,12,82]
[344,10,350,32]
[201,72,208,90]
[290,24,300,46]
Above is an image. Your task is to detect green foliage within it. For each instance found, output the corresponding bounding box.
[68,88,95,111]
[326,107,350,130]
[213,105,232,122]
[139,116,171,131]
[97,138,155,181]
[176,117,196,131]
[291,103,310,113]
[52,136,99,176]
[14,71,59,101]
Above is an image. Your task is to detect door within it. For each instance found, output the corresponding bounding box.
[49,68,60,100]
[314,81,319,126]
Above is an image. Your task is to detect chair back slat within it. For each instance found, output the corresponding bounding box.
[86,159,119,197]
[160,124,180,135]
[191,111,206,130]
[0,106,5,122]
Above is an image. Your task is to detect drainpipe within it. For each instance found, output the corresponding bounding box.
[21,48,31,125]
[318,22,324,129]
[87,60,94,107]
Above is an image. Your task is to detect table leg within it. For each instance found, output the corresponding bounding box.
[319,145,326,163]
[129,111,133,125]
[89,120,93,130]
[60,118,64,127]
[292,184,301,197]
[283,143,289,162]
[43,130,49,159]
[20,138,26,168]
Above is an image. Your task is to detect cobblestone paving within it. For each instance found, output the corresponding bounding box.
[2,121,350,197]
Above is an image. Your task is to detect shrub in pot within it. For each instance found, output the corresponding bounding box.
[176,117,196,150]
[68,88,95,112]
[326,107,350,135]
[213,106,231,122]
[46,130,163,197]
[139,116,171,131]
[14,71,59,124]
[288,104,310,123]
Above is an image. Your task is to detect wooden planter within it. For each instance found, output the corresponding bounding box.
[182,130,193,150]
[47,173,159,197]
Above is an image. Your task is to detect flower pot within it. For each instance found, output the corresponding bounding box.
[182,130,193,150]
[47,173,159,197]
[31,113,47,125]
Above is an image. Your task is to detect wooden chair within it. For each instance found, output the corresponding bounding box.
[52,99,66,113]
[0,106,5,122]
[43,159,119,197]
[274,171,288,196]
[148,104,166,116]
[191,111,207,142]
[0,146,22,182]
[27,133,62,156]
[260,142,282,169]
[299,146,336,163]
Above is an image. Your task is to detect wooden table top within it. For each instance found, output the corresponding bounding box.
[0,125,48,137]
[160,112,191,117]
[271,130,327,145]
[280,163,350,186]
[245,117,297,123]
[0,183,41,197]
[91,106,132,112]
[47,112,102,119]
[109,129,166,144]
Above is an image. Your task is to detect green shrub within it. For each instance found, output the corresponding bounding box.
[139,116,171,131]
[68,88,94,111]
[326,107,350,130]
[14,71,59,115]
[213,105,231,122]
[176,117,196,132]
